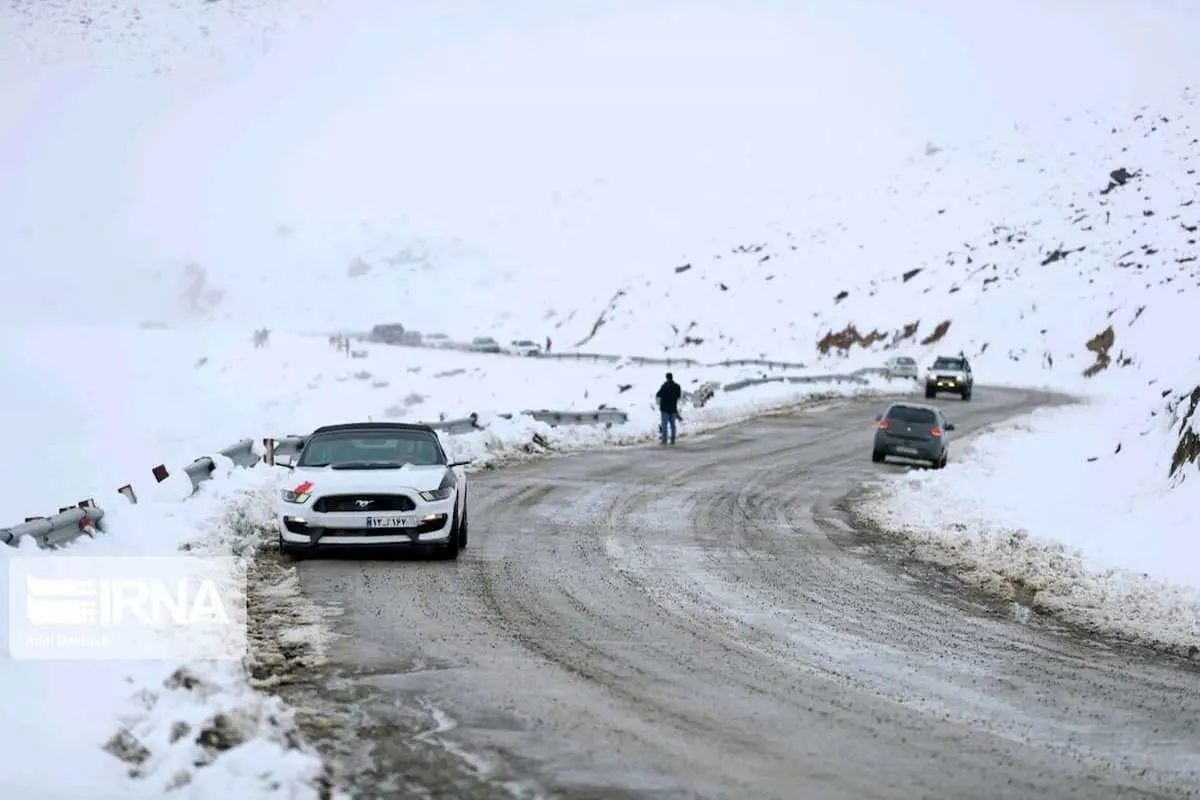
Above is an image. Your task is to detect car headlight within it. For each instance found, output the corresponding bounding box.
[280,488,311,503]
[419,487,454,502]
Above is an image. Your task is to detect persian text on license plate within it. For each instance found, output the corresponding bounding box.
[366,515,414,528]
[896,447,918,455]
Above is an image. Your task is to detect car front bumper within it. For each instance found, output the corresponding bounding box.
[926,376,966,391]
[276,496,455,548]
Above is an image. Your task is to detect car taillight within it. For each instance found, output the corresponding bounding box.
[930,427,944,436]
[877,420,890,430]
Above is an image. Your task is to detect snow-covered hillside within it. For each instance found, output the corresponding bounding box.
[563,99,1200,370]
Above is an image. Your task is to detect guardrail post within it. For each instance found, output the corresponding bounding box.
[152,464,169,482]
[117,484,138,504]
[264,438,276,466]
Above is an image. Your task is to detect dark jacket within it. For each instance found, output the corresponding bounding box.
[656,379,682,414]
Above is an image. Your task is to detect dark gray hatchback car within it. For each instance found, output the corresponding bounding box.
[872,402,955,469]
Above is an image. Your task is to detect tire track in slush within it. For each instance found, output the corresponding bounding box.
[286,388,1200,799]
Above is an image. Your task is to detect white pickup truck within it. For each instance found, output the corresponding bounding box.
[923,355,974,401]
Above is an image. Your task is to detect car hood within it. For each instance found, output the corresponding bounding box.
[281,464,450,494]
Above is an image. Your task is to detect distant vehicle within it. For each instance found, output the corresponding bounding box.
[368,323,407,344]
[507,339,543,357]
[274,422,471,560]
[368,324,421,346]
[883,355,919,380]
[469,336,502,353]
[923,354,974,400]
[872,402,955,469]
[424,332,451,348]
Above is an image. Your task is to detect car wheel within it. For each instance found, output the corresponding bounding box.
[935,454,947,469]
[872,450,886,463]
[924,385,936,399]
[435,508,462,561]
[279,536,306,562]
[961,389,972,401]
[459,503,469,550]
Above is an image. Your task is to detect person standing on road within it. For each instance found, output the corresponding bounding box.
[655,372,682,445]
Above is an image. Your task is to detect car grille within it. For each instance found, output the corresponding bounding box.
[936,374,960,382]
[320,516,448,537]
[313,494,416,513]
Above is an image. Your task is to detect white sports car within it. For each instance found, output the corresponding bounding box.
[274,422,470,560]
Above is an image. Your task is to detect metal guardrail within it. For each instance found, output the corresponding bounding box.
[719,366,894,393]
[0,408,621,549]
[346,332,812,370]
[2,355,904,549]
[0,504,105,549]
[522,408,629,427]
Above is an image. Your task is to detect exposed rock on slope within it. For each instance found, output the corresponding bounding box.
[1169,385,1200,481]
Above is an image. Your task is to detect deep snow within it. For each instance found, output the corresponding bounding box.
[4,0,1200,796]
[0,464,336,799]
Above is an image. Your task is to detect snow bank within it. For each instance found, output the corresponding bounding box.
[857,399,1200,656]
[0,459,333,799]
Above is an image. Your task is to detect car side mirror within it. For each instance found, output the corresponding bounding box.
[945,423,956,431]
[874,413,882,421]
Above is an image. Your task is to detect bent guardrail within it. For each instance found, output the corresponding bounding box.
[2,359,904,550]
[0,504,105,549]
[523,408,629,427]
[0,410,625,549]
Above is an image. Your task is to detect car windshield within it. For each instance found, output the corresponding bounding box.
[298,429,445,468]
[886,405,937,424]
[897,357,915,364]
[933,357,964,370]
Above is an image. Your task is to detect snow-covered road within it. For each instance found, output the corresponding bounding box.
[275,387,1200,799]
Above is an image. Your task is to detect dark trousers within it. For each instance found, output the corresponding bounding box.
[659,411,677,443]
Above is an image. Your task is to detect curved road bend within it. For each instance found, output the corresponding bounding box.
[281,387,1200,799]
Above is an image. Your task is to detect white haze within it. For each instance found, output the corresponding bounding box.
[1,0,1197,327]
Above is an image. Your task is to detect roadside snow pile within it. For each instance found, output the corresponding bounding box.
[0,460,334,799]
[856,398,1200,657]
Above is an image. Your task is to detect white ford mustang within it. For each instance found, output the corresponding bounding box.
[274,422,470,560]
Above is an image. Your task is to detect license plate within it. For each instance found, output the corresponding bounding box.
[365,515,413,528]
[895,447,918,455]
